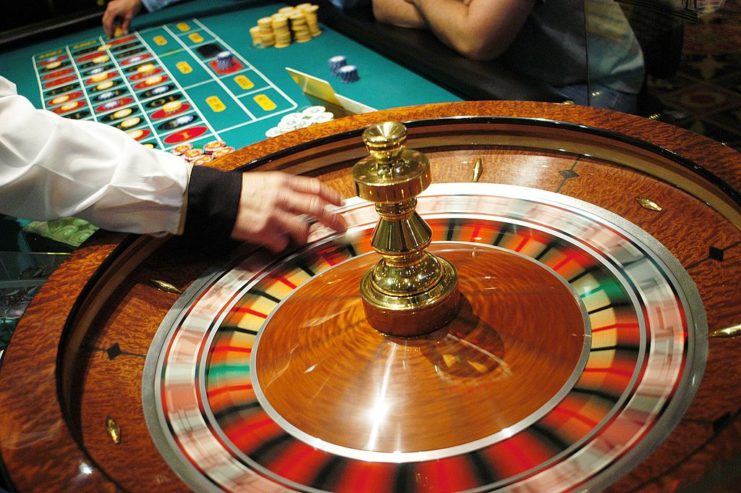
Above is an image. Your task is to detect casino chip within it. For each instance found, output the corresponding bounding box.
[175,115,195,126]
[96,81,115,91]
[170,143,193,156]
[51,94,70,105]
[144,75,163,86]
[101,101,120,111]
[137,63,157,75]
[249,26,261,47]
[91,72,109,83]
[251,3,321,48]
[119,116,141,129]
[265,127,283,138]
[162,100,183,114]
[112,108,133,120]
[337,64,360,83]
[193,155,214,166]
[272,15,291,49]
[290,12,311,43]
[215,51,235,70]
[183,149,205,161]
[203,140,227,154]
[264,106,334,138]
[149,85,171,96]
[328,55,347,74]
[127,128,146,140]
[211,147,235,159]
[96,91,116,101]
[301,105,325,117]
[60,101,79,112]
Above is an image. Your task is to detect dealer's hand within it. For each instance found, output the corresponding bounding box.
[231,172,347,252]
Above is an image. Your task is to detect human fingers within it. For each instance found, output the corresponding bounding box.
[121,15,133,35]
[102,6,117,37]
[122,0,142,34]
[279,192,347,233]
[284,174,343,206]
[258,231,290,253]
[230,216,291,252]
[238,212,309,252]
[272,209,313,247]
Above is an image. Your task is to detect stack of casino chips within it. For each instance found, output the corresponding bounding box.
[216,51,235,70]
[137,63,157,77]
[298,3,322,37]
[264,106,334,138]
[162,100,184,115]
[328,55,359,83]
[170,141,235,166]
[289,11,311,44]
[249,3,321,49]
[255,16,275,47]
[328,55,347,74]
[337,64,360,83]
[271,14,291,48]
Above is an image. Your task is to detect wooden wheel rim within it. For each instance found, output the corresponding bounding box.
[2,102,735,493]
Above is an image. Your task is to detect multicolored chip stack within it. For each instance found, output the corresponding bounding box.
[249,3,321,49]
[170,140,236,165]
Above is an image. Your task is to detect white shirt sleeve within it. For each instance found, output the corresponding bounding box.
[0,76,191,236]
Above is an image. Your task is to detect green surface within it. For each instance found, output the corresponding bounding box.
[0,1,459,150]
[0,1,460,348]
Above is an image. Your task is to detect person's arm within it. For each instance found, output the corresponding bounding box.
[102,0,182,37]
[185,168,346,252]
[399,0,536,60]
[0,77,188,235]
[0,77,346,249]
[372,0,426,29]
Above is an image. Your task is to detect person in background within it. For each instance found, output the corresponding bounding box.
[0,75,347,252]
[102,0,181,37]
[371,0,645,113]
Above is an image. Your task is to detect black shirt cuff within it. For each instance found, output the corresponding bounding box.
[182,166,242,242]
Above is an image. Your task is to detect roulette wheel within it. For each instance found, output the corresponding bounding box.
[0,102,738,492]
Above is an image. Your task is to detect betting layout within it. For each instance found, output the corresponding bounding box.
[32,18,298,151]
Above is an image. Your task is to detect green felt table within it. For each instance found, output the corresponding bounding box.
[0,0,459,151]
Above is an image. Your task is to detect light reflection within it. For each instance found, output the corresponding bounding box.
[78,462,93,475]
[304,307,351,327]
[447,333,511,377]
[365,344,397,450]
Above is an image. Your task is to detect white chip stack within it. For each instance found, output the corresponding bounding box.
[264,106,335,137]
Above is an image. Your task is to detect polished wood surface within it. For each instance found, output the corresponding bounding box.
[257,245,585,453]
[0,102,738,492]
